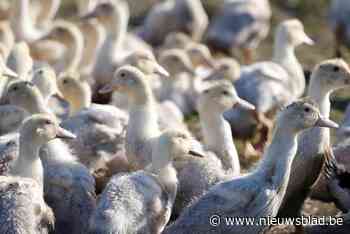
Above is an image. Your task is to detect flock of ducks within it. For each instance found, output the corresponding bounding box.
[0,0,350,234]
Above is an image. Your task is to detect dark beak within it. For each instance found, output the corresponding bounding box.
[188,150,205,158]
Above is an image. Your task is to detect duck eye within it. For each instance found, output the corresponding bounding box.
[304,107,310,113]
[12,86,18,91]
[222,91,230,96]
[120,72,126,78]
[333,66,340,72]
[62,79,68,84]
[45,120,51,125]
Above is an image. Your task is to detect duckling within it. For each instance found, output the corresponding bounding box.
[278,59,350,231]
[173,81,255,216]
[139,0,208,46]
[0,114,74,234]
[39,21,84,74]
[31,66,63,104]
[7,42,33,79]
[205,0,271,63]
[225,19,313,157]
[89,130,203,234]
[329,0,350,57]
[57,71,128,171]
[164,99,338,234]
[4,80,97,234]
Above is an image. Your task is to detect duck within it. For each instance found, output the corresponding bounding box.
[0,114,74,234]
[138,0,208,46]
[31,65,63,105]
[38,20,84,74]
[205,0,271,64]
[224,19,313,157]
[4,80,97,234]
[164,99,338,234]
[75,0,98,17]
[99,66,161,171]
[110,51,185,130]
[6,41,33,79]
[89,129,203,234]
[277,59,350,231]
[158,48,197,115]
[173,81,255,216]
[10,114,76,194]
[57,71,129,172]
[329,0,350,57]
[81,0,152,100]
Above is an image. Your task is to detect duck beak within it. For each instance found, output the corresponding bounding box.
[99,84,114,94]
[188,150,204,158]
[55,89,64,99]
[153,63,170,77]
[315,116,339,129]
[235,98,255,110]
[56,127,76,140]
[3,66,18,79]
[300,32,314,45]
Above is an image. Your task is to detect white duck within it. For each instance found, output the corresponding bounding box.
[6,42,33,79]
[57,71,129,172]
[89,130,203,234]
[225,19,313,156]
[0,114,73,234]
[82,1,151,95]
[173,81,255,215]
[4,80,97,234]
[139,0,208,46]
[205,0,271,63]
[165,100,338,234]
[278,59,350,231]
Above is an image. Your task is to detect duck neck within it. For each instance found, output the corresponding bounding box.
[109,4,129,53]
[79,23,105,74]
[62,30,84,73]
[25,94,52,115]
[272,39,305,98]
[14,135,44,194]
[256,123,298,192]
[36,0,60,28]
[12,0,41,42]
[127,88,159,147]
[69,83,92,116]
[199,108,240,173]
[298,77,332,155]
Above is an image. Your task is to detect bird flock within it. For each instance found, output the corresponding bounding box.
[0,0,350,234]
